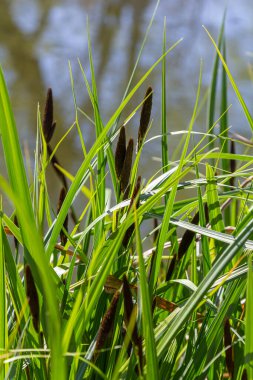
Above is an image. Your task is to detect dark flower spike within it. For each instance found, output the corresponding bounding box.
[242,369,248,380]
[120,138,134,193]
[115,126,126,179]
[224,318,234,378]
[46,121,56,145]
[94,291,120,360]
[42,88,55,144]
[57,187,68,246]
[25,265,40,333]
[230,139,236,173]
[137,86,153,151]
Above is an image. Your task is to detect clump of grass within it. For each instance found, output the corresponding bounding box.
[1,10,253,380]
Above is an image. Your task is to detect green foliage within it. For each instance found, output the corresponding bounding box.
[0,10,253,380]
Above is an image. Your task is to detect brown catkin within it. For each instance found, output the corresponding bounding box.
[57,187,68,246]
[25,265,40,333]
[224,318,234,378]
[120,138,134,193]
[115,126,126,178]
[94,291,120,357]
[42,88,55,144]
[137,86,153,151]
[230,139,236,173]
[242,369,248,380]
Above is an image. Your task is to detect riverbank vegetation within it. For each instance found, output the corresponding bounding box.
[0,13,253,380]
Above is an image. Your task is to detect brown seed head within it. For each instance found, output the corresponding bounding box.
[42,88,55,144]
[137,86,153,151]
[115,126,126,178]
[120,139,134,193]
[94,291,120,357]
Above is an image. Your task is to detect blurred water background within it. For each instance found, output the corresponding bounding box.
[0,0,253,207]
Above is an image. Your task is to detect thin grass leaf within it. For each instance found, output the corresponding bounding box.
[204,26,253,132]
[245,254,253,378]
[161,17,169,173]
[134,208,159,379]
[0,211,7,380]
[206,164,225,242]
[207,14,225,153]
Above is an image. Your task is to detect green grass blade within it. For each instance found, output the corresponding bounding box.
[204,26,253,132]
[206,163,225,254]
[0,210,7,379]
[207,14,225,153]
[134,208,159,379]
[245,254,253,378]
[161,17,169,173]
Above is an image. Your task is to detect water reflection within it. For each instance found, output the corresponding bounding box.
[1,0,253,186]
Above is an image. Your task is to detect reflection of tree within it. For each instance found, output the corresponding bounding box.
[94,0,151,91]
[0,0,63,130]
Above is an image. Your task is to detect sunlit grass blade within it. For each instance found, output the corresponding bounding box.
[207,13,225,153]
[245,254,253,378]
[134,208,159,379]
[161,17,169,173]
[0,209,7,379]
[206,163,225,254]
[204,26,253,132]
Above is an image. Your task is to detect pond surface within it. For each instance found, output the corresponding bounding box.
[1,0,253,194]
